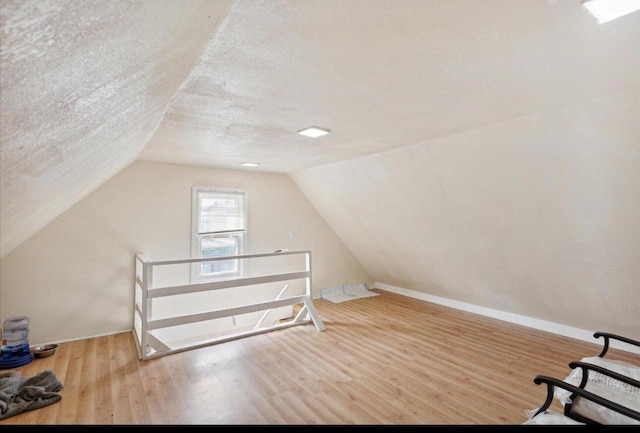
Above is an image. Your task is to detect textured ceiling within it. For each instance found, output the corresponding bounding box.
[0,0,233,257]
[140,0,639,171]
[1,0,639,257]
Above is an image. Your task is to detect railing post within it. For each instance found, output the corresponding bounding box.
[141,262,153,360]
[134,256,142,359]
[302,250,325,331]
[305,251,312,298]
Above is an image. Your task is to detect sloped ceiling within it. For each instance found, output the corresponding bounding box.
[0,0,233,257]
[1,0,639,265]
[292,89,640,338]
[139,0,639,171]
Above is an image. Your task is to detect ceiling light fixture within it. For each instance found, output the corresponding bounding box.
[297,126,330,138]
[240,162,260,167]
[581,0,640,24]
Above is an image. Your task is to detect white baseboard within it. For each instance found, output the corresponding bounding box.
[373,282,640,356]
[32,328,130,348]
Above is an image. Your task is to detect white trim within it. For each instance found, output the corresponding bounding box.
[148,271,310,298]
[147,295,306,331]
[29,329,131,348]
[373,282,640,356]
[190,186,199,283]
[190,186,248,283]
[148,249,310,266]
[134,250,323,359]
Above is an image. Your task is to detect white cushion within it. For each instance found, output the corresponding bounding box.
[555,356,640,425]
[522,410,584,425]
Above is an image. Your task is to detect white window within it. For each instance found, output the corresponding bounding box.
[192,187,247,281]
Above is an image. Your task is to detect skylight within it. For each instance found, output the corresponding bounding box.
[581,0,640,24]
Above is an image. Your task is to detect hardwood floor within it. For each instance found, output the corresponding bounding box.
[2,289,637,425]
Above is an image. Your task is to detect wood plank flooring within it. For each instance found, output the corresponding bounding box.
[1,289,637,425]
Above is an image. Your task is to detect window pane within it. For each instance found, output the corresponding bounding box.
[193,188,246,280]
[199,192,245,234]
[200,236,239,276]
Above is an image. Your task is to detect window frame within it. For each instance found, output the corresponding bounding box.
[191,186,248,283]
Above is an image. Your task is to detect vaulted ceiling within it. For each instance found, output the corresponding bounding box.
[1,0,639,259]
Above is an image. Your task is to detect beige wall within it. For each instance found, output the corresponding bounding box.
[0,161,370,345]
[292,89,640,339]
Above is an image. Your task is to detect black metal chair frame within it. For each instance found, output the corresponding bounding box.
[530,332,640,425]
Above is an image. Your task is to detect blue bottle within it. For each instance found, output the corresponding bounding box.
[0,316,33,368]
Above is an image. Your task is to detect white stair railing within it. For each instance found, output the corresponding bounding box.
[133,250,325,360]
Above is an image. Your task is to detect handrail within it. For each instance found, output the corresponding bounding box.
[564,360,640,424]
[147,295,306,331]
[569,361,640,389]
[133,250,324,360]
[532,376,640,424]
[135,250,310,266]
[147,271,310,298]
[593,332,640,358]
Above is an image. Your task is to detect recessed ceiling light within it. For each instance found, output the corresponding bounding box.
[240,162,260,167]
[297,126,330,138]
[581,0,640,24]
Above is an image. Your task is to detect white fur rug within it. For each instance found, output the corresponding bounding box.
[319,283,379,304]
